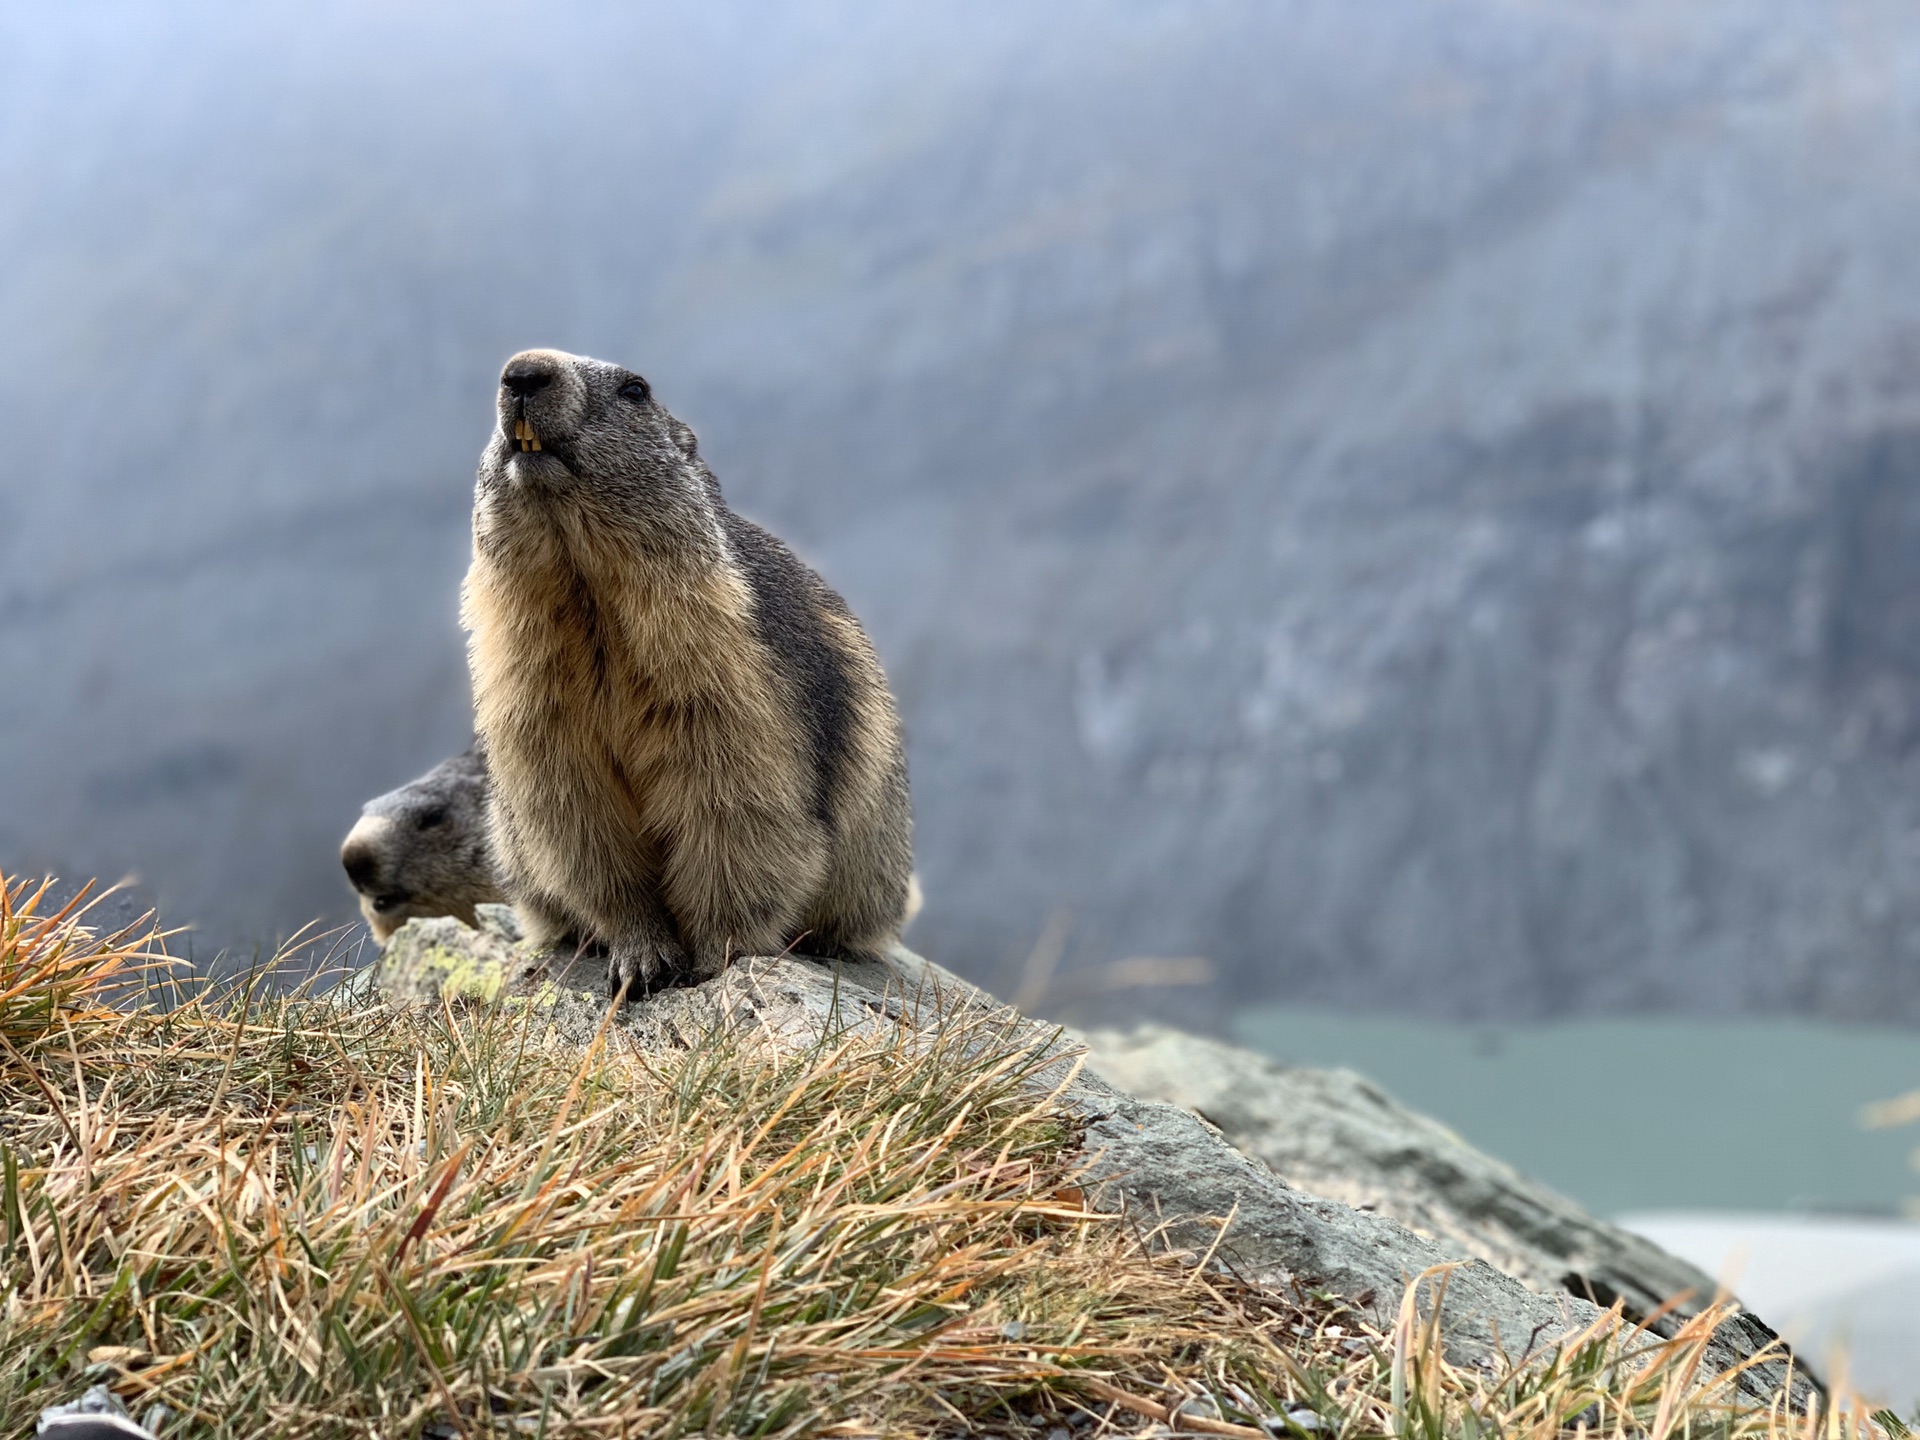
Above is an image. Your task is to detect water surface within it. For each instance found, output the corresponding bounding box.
[1233,1009,1920,1217]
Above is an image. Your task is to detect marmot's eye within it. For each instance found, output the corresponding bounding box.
[618,378,651,403]
[415,806,449,830]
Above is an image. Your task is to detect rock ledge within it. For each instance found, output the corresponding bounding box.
[374,912,1804,1399]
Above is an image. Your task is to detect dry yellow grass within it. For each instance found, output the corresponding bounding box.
[0,873,1881,1439]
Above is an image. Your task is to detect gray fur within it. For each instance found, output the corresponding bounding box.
[340,746,501,941]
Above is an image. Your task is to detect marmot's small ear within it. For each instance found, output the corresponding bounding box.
[669,419,698,459]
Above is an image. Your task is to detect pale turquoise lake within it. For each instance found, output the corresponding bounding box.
[1231,1009,1920,1217]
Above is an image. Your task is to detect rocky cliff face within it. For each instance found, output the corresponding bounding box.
[7,2,1920,1019]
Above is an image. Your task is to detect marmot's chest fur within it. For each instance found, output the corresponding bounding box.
[462,349,912,998]
[469,522,812,868]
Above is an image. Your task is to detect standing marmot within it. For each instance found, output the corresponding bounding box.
[462,349,914,997]
[340,746,501,941]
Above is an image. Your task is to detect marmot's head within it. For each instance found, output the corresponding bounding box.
[340,748,500,942]
[476,349,721,558]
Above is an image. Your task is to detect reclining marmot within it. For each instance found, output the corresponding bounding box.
[340,747,501,941]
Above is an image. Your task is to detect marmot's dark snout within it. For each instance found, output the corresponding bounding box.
[340,832,382,892]
[502,355,557,397]
[498,351,574,455]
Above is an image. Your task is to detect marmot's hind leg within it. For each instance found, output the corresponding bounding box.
[662,807,825,981]
[800,835,912,964]
[783,931,876,963]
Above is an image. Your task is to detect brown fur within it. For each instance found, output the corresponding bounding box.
[462,349,913,997]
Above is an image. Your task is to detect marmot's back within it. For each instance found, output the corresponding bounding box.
[461,349,913,997]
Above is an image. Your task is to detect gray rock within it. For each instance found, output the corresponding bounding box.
[37,1386,154,1440]
[373,916,1807,1399]
[1081,1024,1719,1329]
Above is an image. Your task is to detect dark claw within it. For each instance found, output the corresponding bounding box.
[605,940,690,1003]
[607,959,641,1003]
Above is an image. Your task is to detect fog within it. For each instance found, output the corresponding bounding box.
[7,1,1920,1022]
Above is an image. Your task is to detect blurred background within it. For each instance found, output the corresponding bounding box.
[8,0,1920,1397]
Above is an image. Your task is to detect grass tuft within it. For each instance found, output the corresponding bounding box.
[0,876,173,1054]
[0,873,1884,1438]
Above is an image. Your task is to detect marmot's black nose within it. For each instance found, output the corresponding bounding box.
[502,357,556,397]
[341,836,381,892]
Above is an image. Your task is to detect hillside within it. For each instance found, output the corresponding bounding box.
[7,3,1920,1018]
[0,877,1833,1436]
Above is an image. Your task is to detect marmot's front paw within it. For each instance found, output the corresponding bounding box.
[606,937,690,1002]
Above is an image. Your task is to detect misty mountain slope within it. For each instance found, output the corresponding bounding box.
[5,1,1920,1017]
